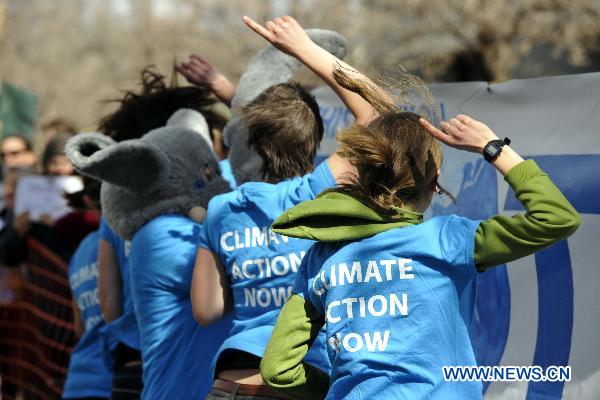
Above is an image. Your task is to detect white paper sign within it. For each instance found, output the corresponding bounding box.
[14,175,83,221]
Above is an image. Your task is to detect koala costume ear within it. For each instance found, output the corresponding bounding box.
[226,29,348,184]
[230,29,348,112]
[65,132,168,192]
[167,108,215,156]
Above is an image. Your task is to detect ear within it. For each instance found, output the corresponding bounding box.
[231,29,348,110]
[65,133,167,192]
[432,169,441,192]
[167,109,215,154]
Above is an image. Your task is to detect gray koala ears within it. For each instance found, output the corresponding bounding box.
[65,132,168,192]
[230,29,348,111]
[167,109,215,155]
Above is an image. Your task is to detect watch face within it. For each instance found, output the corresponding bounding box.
[484,142,501,157]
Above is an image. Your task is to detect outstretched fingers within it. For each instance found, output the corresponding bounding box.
[456,114,473,125]
[243,16,275,42]
[419,118,456,146]
[449,118,466,131]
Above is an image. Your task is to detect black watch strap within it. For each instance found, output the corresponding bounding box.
[483,137,511,163]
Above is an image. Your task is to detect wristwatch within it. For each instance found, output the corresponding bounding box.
[483,137,511,163]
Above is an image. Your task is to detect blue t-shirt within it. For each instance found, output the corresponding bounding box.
[219,159,237,189]
[99,217,140,350]
[63,231,115,399]
[294,215,482,400]
[129,214,232,400]
[199,160,336,373]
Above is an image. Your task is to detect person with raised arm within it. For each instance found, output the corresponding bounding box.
[191,15,382,400]
[261,68,580,399]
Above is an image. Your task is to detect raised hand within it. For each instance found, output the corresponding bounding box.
[242,15,315,57]
[175,54,235,104]
[420,114,524,175]
[175,55,218,87]
[419,114,499,153]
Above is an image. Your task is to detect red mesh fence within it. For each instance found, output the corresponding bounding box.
[0,238,76,400]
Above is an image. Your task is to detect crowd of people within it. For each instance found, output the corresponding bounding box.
[0,15,581,400]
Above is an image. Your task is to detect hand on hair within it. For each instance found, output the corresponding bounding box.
[175,54,235,104]
[243,15,315,57]
[419,115,499,153]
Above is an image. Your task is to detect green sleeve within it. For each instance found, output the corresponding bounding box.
[260,294,330,400]
[474,159,580,271]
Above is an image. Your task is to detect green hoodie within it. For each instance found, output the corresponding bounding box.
[272,190,423,242]
[261,160,580,400]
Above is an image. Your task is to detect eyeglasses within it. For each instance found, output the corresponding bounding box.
[1,149,27,159]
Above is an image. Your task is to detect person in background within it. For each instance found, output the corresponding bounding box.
[94,65,233,399]
[1,134,37,172]
[42,132,75,176]
[191,15,376,399]
[35,118,77,155]
[0,167,31,304]
[262,99,581,398]
[0,132,84,266]
[63,177,115,400]
[0,134,38,213]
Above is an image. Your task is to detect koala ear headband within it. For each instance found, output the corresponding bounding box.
[167,108,216,156]
[225,29,348,185]
[65,132,167,193]
[229,29,348,113]
[65,109,214,192]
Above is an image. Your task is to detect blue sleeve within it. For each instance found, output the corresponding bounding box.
[284,160,336,207]
[99,217,118,247]
[197,197,221,253]
[439,215,481,277]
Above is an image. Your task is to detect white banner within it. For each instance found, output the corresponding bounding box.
[313,72,600,400]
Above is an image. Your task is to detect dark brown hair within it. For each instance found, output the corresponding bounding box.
[332,67,452,215]
[242,82,323,183]
[98,67,228,142]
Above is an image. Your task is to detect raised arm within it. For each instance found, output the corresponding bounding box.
[420,115,580,270]
[190,248,232,326]
[175,54,236,105]
[243,15,375,125]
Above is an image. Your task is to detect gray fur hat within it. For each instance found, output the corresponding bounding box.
[225,29,348,185]
[65,110,230,240]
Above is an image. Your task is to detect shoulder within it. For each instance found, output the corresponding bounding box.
[99,216,120,242]
[301,242,341,275]
[207,187,243,212]
[280,161,336,205]
[133,214,200,246]
[68,231,100,273]
[79,230,101,249]
[428,214,480,269]
[433,214,480,232]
